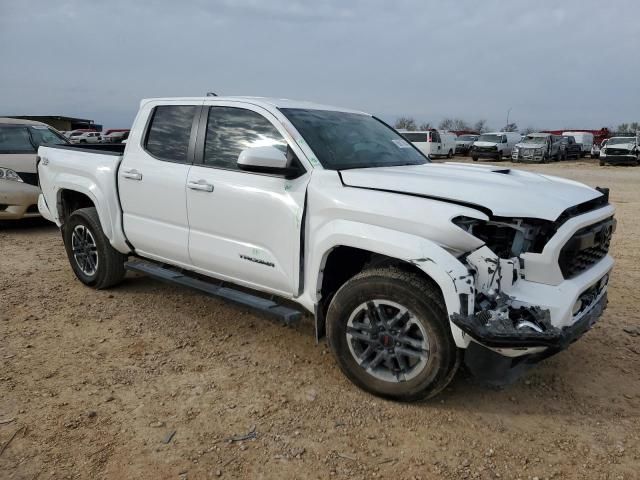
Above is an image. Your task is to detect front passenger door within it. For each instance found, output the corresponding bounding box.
[186,104,310,297]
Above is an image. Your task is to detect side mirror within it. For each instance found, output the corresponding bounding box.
[237,145,301,178]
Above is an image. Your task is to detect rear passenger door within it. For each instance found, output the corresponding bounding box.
[186,103,310,297]
[119,101,200,265]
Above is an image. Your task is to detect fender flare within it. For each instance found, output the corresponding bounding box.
[301,220,474,348]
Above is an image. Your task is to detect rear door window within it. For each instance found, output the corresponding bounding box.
[0,127,35,153]
[402,132,428,143]
[144,105,198,163]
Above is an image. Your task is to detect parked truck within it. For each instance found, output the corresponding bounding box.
[37,96,615,401]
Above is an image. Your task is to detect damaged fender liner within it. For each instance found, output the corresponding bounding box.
[450,292,608,349]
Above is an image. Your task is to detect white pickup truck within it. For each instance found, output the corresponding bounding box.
[37,96,615,401]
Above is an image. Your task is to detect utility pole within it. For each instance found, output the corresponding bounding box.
[505,107,512,131]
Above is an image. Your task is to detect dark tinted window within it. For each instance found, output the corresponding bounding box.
[0,126,34,153]
[402,132,429,142]
[204,107,286,169]
[281,109,427,170]
[145,105,197,162]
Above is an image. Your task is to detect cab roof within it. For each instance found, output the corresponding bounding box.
[0,117,50,126]
[139,96,369,115]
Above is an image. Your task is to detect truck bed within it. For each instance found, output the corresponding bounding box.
[41,143,126,156]
[37,143,129,252]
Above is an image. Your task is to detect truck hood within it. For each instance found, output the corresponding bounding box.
[605,143,636,151]
[339,163,602,221]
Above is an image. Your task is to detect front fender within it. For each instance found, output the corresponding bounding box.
[300,219,474,348]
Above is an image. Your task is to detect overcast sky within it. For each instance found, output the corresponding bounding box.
[1,0,639,130]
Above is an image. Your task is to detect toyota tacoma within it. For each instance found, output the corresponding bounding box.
[37,97,615,401]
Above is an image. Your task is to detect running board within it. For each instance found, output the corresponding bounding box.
[125,261,303,325]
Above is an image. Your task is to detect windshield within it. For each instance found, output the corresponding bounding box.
[280,108,428,170]
[457,135,477,141]
[608,137,635,145]
[29,126,68,147]
[477,134,502,143]
[522,135,547,144]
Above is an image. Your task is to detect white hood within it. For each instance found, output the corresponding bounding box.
[339,163,603,221]
[606,143,636,151]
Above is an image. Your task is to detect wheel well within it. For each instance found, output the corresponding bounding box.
[315,246,443,339]
[58,190,95,224]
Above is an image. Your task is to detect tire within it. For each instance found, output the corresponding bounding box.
[599,160,605,166]
[326,267,460,402]
[472,156,478,162]
[447,149,453,159]
[63,207,127,289]
[496,152,503,162]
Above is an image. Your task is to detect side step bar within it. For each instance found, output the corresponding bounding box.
[125,261,303,325]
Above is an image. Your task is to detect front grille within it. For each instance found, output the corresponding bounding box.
[559,217,614,278]
[606,148,632,156]
[475,146,496,153]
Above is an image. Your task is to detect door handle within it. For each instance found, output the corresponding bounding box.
[121,169,142,181]
[187,180,214,192]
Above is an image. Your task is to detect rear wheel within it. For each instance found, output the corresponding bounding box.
[327,267,460,401]
[63,207,127,289]
[472,156,478,162]
[447,149,453,159]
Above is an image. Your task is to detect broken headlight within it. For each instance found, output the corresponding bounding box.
[453,216,554,258]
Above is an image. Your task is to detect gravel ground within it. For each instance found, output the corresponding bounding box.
[1,158,639,480]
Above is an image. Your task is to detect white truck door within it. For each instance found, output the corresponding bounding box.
[186,104,310,297]
[118,102,200,265]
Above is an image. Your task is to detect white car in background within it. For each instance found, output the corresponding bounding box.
[470,132,521,161]
[69,131,102,144]
[400,130,457,158]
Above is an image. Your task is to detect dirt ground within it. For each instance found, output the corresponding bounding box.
[1,158,639,480]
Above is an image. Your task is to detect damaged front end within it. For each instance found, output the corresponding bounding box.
[449,215,611,384]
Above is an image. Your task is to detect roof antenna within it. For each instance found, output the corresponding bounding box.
[206,92,218,97]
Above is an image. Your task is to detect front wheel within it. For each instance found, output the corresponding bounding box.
[326,267,460,401]
[447,149,453,159]
[63,207,127,289]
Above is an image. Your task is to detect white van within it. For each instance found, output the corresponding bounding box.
[470,132,521,161]
[562,131,594,157]
[401,130,457,158]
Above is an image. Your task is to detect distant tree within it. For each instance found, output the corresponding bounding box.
[418,122,433,131]
[473,119,489,133]
[617,123,630,133]
[438,118,454,130]
[501,123,519,132]
[522,126,537,135]
[394,117,417,131]
[619,122,640,134]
